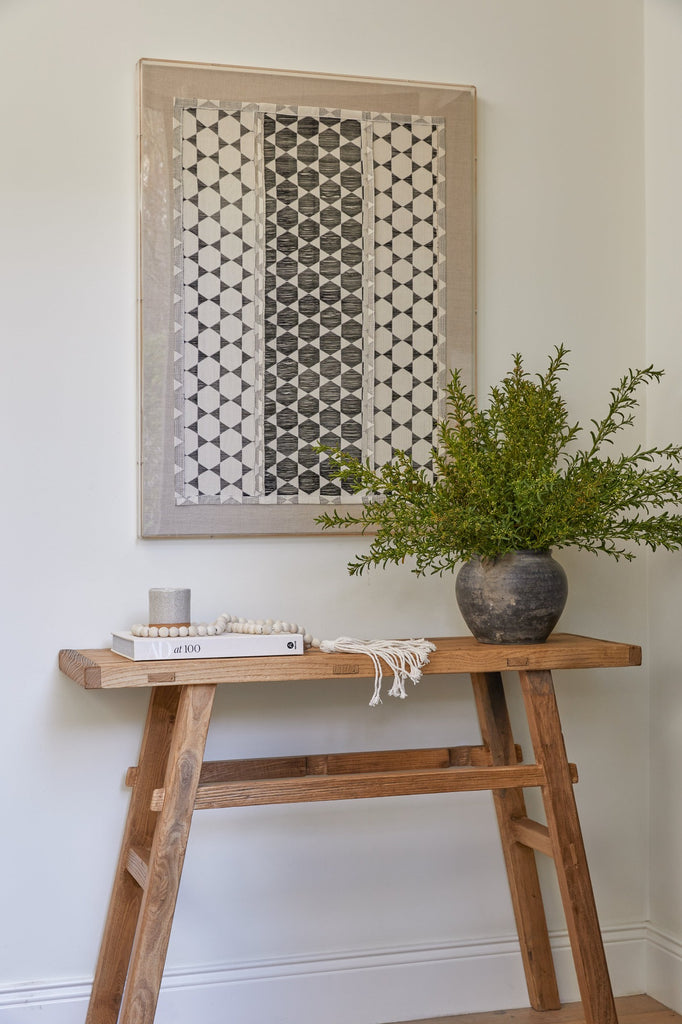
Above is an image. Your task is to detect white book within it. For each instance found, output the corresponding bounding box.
[111,630,304,661]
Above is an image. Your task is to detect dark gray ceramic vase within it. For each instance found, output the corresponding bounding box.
[455,549,568,645]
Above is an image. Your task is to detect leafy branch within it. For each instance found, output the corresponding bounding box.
[315,346,682,575]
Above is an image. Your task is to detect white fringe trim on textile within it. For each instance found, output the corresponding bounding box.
[319,637,437,706]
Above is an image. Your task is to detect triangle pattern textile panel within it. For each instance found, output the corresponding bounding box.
[172,100,446,507]
[173,100,265,505]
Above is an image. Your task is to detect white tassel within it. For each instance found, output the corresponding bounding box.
[319,637,436,706]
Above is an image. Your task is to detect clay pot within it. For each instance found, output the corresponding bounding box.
[455,549,568,645]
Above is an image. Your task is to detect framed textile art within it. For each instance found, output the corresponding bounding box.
[139,59,476,537]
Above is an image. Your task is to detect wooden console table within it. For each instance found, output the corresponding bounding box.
[59,633,641,1024]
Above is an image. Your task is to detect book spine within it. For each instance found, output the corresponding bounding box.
[111,634,304,661]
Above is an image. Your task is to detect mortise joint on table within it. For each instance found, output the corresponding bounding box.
[58,632,642,1024]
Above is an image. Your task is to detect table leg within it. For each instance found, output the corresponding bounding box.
[519,669,618,1024]
[471,671,560,1011]
[85,683,215,1024]
[118,683,216,1024]
[86,686,182,1024]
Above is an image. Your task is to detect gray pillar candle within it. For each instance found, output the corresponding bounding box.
[148,588,191,627]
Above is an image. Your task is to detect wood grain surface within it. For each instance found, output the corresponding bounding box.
[520,668,618,1024]
[85,687,183,1024]
[471,671,560,1011]
[396,994,681,1024]
[117,683,215,1024]
[59,634,642,689]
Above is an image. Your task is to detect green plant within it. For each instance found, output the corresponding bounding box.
[315,346,682,575]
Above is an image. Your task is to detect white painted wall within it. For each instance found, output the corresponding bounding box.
[0,0,658,1020]
[645,0,682,1011]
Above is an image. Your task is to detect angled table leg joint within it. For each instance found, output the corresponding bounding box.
[519,668,618,1024]
[470,670,561,1011]
[86,683,216,1024]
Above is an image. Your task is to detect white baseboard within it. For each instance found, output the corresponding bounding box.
[645,924,682,1015]
[0,925,647,1024]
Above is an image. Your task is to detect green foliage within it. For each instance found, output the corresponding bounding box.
[315,346,682,576]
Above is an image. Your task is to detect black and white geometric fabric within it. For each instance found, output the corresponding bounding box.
[371,115,446,470]
[172,99,446,506]
[173,101,264,504]
[262,111,370,502]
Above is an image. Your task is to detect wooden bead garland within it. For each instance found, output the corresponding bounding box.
[130,614,320,648]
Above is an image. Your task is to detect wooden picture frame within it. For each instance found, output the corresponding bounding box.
[139,58,476,537]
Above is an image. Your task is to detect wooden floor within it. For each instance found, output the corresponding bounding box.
[398,995,682,1024]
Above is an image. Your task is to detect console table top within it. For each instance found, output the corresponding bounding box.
[59,633,642,689]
